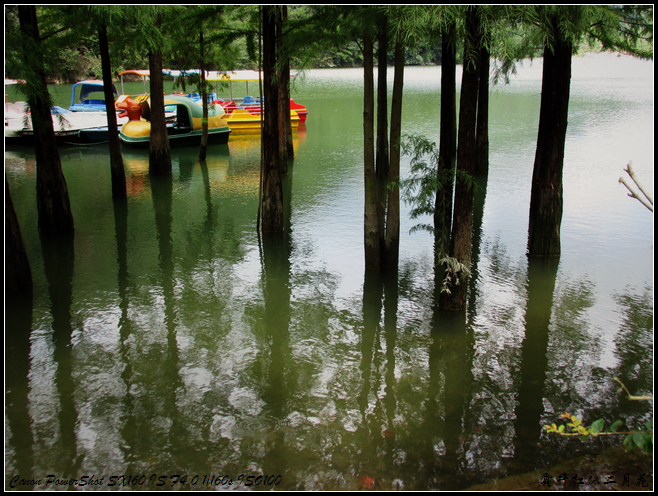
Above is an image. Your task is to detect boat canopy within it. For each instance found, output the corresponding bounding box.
[205,70,264,82]
[69,80,118,110]
[116,69,296,102]
[74,80,117,102]
[118,69,275,82]
[163,69,201,78]
[118,69,151,78]
[118,70,151,94]
[162,94,225,119]
[161,94,226,132]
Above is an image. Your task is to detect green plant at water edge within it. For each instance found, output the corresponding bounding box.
[544,378,653,454]
[437,255,471,295]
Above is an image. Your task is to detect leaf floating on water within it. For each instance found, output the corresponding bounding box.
[360,476,375,490]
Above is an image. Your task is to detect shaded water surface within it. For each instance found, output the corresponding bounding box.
[5,54,653,490]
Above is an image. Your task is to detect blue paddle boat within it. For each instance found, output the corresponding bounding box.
[69,80,119,112]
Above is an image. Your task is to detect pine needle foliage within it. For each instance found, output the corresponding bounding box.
[399,134,476,254]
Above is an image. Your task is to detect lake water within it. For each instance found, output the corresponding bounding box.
[5,53,653,490]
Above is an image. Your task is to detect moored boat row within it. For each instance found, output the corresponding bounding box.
[5,69,308,147]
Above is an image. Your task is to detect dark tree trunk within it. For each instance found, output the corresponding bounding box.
[5,177,33,292]
[199,28,209,161]
[384,39,404,268]
[148,49,172,175]
[18,5,74,238]
[474,44,490,176]
[99,24,127,198]
[527,21,571,258]
[363,31,380,270]
[376,14,389,255]
[376,15,389,177]
[277,5,293,169]
[261,5,284,233]
[435,24,457,256]
[444,8,480,311]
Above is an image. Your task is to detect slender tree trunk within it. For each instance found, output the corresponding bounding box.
[384,39,404,268]
[363,31,380,270]
[435,24,457,256]
[376,14,389,257]
[261,5,284,233]
[148,48,172,175]
[99,24,126,198]
[18,5,74,238]
[257,6,264,231]
[6,177,33,292]
[474,44,490,176]
[444,7,480,310]
[283,6,294,161]
[199,27,209,161]
[277,5,293,169]
[527,20,571,258]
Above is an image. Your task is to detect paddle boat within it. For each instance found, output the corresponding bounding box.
[5,99,128,146]
[218,106,301,133]
[7,78,124,145]
[69,80,119,112]
[113,69,306,135]
[206,70,308,123]
[115,94,231,147]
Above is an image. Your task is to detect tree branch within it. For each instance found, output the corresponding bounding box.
[619,162,653,212]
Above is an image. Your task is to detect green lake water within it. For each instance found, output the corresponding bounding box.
[5,54,653,490]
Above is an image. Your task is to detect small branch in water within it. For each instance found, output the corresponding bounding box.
[614,377,654,401]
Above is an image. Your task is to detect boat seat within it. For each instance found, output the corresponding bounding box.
[174,105,192,130]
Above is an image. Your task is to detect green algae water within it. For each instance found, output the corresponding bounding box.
[5,54,653,490]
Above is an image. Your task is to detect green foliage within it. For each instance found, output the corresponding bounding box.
[545,379,653,454]
[623,420,653,454]
[437,255,471,295]
[400,134,476,250]
[399,134,443,235]
[399,133,480,294]
[545,412,653,454]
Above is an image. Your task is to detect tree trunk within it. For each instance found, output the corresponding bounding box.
[18,5,75,238]
[527,19,571,258]
[277,5,293,169]
[5,177,33,292]
[99,24,127,198]
[444,7,480,310]
[384,39,404,268]
[199,28,209,162]
[376,14,389,258]
[363,31,380,270]
[261,5,284,233]
[474,44,490,176]
[257,6,264,231]
[148,49,172,175]
[435,24,457,256]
